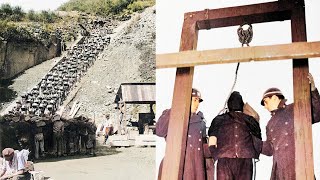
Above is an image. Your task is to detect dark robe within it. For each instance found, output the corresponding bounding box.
[156,109,210,180]
[262,89,320,180]
[208,112,262,160]
[208,91,262,180]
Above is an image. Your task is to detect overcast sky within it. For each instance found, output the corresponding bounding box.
[156,0,320,179]
[0,0,69,11]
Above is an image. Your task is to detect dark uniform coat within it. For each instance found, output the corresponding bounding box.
[262,89,320,180]
[156,109,208,180]
[208,111,262,160]
[208,91,262,180]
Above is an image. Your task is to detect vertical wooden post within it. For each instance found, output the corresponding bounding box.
[291,1,314,179]
[161,14,198,180]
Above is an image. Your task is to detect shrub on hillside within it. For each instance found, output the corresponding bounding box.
[27,10,38,21]
[38,10,58,23]
[58,0,154,16]
[127,0,154,12]
[0,4,25,21]
[0,25,33,42]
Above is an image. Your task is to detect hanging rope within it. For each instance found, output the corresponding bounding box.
[217,62,240,115]
[217,23,253,115]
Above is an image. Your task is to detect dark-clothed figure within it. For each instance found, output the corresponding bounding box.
[156,88,213,180]
[65,120,79,155]
[79,121,89,154]
[208,91,262,180]
[33,123,45,159]
[86,120,97,156]
[52,117,65,157]
[260,73,320,180]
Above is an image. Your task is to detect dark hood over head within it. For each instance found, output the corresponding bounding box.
[227,91,244,112]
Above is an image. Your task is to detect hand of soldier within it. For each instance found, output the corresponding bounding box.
[308,73,316,91]
[208,136,217,148]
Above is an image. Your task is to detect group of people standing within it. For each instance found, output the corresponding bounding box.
[157,73,320,180]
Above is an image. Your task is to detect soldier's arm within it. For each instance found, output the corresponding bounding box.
[308,73,320,123]
[311,88,320,124]
[208,117,218,147]
[261,127,273,156]
[155,109,171,138]
[197,111,207,139]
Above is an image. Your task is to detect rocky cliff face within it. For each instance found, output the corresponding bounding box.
[0,38,61,80]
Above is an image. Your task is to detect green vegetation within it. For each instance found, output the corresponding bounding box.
[0,0,155,42]
[0,21,33,42]
[58,0,155,16]
[0,3,60,42]
[0,3,58,23]
[127,0,154,12]
[0,3,24,21]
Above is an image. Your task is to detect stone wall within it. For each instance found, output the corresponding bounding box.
[0,41,7,78]
[0,38,61,80]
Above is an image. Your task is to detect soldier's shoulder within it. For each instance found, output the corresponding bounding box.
[161,109,171,115]
[215,113,228,119]
[197,111,205,119]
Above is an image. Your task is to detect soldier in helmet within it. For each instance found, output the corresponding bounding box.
[260,73,320,179]
[156,88,211,180]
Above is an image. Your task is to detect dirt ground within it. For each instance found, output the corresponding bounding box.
[34,137,155,180]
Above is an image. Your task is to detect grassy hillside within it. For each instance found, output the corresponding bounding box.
[58,0,155,16]
[0,0,155,42]
[0,3,58,23]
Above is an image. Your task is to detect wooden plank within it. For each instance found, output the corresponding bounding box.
[197,11,290,30]
[160,19,198,180]
[156,41,320,69]
[183,1,292,29]
[291,3,314,180]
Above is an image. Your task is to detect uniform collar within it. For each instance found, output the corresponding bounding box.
[271,99,287,116]
[190,111,204,123]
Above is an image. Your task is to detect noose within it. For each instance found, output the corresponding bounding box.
[217,63,240,115]
[217,23,253,115]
